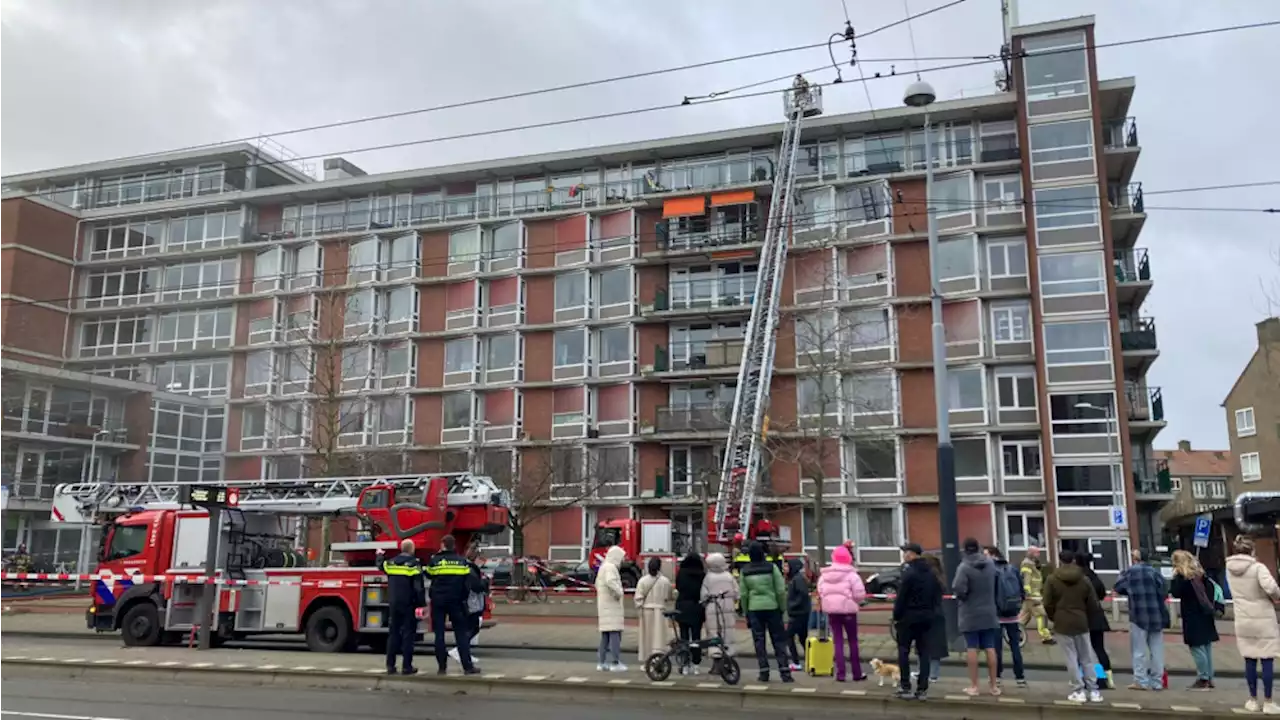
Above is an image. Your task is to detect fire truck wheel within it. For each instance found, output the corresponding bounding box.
[120,602,162,647]
[305,605,353,653]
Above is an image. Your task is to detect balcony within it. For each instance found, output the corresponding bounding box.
[1113,248,1153,308]
[651,339,745,374]
[1120,316,1159,371]
[1109,181,1146,247]
[1133,458,1175,501]
[1,411,130,445]
[1103,117,1141,183]
[1125,382,1166,430]
[648,277,757,316]
[655,221,763,255]
[654,403,733,434]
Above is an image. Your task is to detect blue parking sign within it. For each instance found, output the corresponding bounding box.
[1194,515,1212,548]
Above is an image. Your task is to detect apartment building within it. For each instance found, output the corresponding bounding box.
[0,14,1167,573]
[1224,317,1280,495]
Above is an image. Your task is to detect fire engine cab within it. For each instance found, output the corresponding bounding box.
[51,473,509,652]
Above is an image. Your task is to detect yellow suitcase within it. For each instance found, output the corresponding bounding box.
[805,634,834,676]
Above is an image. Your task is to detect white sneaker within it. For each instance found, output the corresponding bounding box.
[1263,701,1280,715]
[1067,690,1087,703]
[1246,699,1262,712]
[690,665,700,676]
[1088,691,1103,703]
[789,663,803,672]
[610,663,628,672]
[597,663,609,672]
[678,666,687,675]
[448,647,460,662]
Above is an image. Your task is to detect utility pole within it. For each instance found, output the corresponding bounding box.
[904,79,960,647]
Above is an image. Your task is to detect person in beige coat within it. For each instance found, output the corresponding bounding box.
[595,545,627,671]
[1226,535,1280,714]
[635,556,673,662]
[701,553,740,668]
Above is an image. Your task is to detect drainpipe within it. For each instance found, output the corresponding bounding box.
[1233,492,1280,534]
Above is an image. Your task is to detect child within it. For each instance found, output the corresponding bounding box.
[635,557,673,661]
[785,558,812,672]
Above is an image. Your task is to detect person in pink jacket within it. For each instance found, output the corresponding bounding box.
[818,545,868,681]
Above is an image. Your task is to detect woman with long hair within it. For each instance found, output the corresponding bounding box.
[917,554,947,682]
[1226,536,1280,712]
[1073,552,1112,689]
[1171,549,1220,690]
[674,553,707,674]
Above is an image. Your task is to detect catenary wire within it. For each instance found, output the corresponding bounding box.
[5,18,1276,206]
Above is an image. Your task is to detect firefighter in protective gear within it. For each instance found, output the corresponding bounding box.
[426,534,482,675]
[378,539,426,675]
[1019,546,1055,644]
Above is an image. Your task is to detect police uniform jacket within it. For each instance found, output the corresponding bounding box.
[381,552,426,610]
[426,550,481,606]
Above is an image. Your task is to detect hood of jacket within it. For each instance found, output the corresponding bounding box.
[706,552,728,573]
[962,552,991,570]
[1227,553,1259,577]
[680,554,704,571]
[821,563,859,581]
[787,558,806,576]
[604,545,625,567]
[1054,563,1084,585]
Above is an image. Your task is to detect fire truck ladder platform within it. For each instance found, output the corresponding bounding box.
[50,473,509,524]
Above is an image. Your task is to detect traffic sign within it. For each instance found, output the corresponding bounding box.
[180,484,237,509]
[1110,507,1127,529]
[1194,515,1213,548]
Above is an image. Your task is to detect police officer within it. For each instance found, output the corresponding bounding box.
[378,539,426,675]
[426,535,481,675]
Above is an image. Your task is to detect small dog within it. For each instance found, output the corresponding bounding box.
[869,658,901,687]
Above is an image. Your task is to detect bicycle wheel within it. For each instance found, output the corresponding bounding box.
[645,652,673,681]
[504,586,525,603]
[530,582,548,603]
[720,656,741,686]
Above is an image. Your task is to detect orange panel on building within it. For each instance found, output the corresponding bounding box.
[903,435,939,496]
[525,220,557,269]
[524,275,554,325]
[906,505,942,552]
[521,388,553,441]
[421,230,451,278]
[896,304,931,363]
[523,331,553,383]
[418,340,444,388]
[414,395,442,446]
[893,242,931,298]
[899,370,936,429]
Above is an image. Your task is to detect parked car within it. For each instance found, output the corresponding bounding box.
[863,565,903,597]
[546,560,593,587]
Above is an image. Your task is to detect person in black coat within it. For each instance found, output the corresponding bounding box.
[1074,552,1112,689]
[921,554,948,681]
[674,553,708,673]
[893,543,943,699]
[1171,549,1220,690]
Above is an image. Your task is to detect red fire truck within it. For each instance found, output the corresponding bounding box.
[50,473,509,652]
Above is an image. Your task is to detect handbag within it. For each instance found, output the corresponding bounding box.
[466,590,486,615]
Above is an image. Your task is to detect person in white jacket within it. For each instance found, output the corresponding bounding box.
[1226,535,1280,713]
[701,553,740,673]
[635,556,673,662]
[595,545,627,671]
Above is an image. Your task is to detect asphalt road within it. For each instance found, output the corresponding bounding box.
[0,676,855,720]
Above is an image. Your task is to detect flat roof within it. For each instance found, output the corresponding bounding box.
[1,141,315,189]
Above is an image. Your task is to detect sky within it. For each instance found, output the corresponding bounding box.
[2,0,1278,450]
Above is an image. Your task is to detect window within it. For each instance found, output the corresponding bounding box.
[487,334,516,370]
[150,401,224,482]
[348,238,379,280]
[1001,440,1042,480]
[554,328,586,367]
[996,368,1036,409]
[1054,464,1120,507]
[796,311,837,355]
[442,393,472,430]
[1049,393,1114,435]
[338,400,366,439]
[445,338,475,373]
[844,373,894,416]
[937,235,977,280]
[161,259,237,301]
[1029,119,1094,165]
[1040,252,1105,296]
[1242,452,1262,482]
[1236,407,1257,437]
[1171,477,1183,493]
[381,286,416,329]
[290,243,321,289]
[987,240,1027,279]
[853,507,899,549]
[851,439,897,480]
[598,326,630,365]
[933,174,973,218]
[555,272,587,310]
[87,218,164,260]
[948,367,984,410]
[79,316,153,357]
[385,234,417,279]
[154,359,229,397]
[381,342,413,384]
[1034,185,1099,229]
[983,175,1022,213]
[165,210,240,252]
[1006,509,1046,548]
[344,290,377,336]
[845,308,890,349]
[155,308,233,352]
[797,375,838,417]
[449,227,480,262]
[955,438,989,478]
[839,181,890,225]
[341,345,371,389]
[244,351,272,392]
[105,525,148,561]
[1022,31,1088,100]
[84,267,158,307]
[597,268,631,307]
[991,302,1030,343]
[490,223,521,261]
[1043,321,1110,365]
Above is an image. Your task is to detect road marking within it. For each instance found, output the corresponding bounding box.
[564,677,588,683]
[743,684,768,691]
[0,712,132,720]
[365,668,386,674]
[60,659,86,664]
[790,687,817,694]
[155,661,181,667]
[486,673,506,680]
[292,666,316,671]
[607,679,632,685]
[1170,706,1202,713]
[1111,702,1142,710]
[221,664,247,669]
[522,675,548,681]
[697,682,721,688]
[1054,700,1082,706]
[840,689,867,696]
[5,656,27,661]
[92,659,119,665]
[650,681,674,687]
[124,660,148,666]
[187,662,213,668]
[998,697,1026,704]
[257,664,280,670]
[945,695,971,701]
[327,667,351,673]
[32,658,56,662]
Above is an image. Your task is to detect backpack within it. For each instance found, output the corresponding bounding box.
[996,564,1023,617]
[1208,577,1226,616]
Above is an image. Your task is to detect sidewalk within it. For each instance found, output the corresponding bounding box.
[0,632,1254,717]
[0,609,1247,676]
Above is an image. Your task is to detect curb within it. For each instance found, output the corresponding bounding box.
[0,630,1240,679]
[0,657,1237,719]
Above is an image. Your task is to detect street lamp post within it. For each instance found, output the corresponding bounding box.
[904,80,961,647]
[1076,400,1124,540]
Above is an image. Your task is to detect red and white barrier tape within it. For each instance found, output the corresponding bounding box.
[2,572,375,588]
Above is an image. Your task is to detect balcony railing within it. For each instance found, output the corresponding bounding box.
[655,403,733,433]
[656,221,763,252]
[653,278,758,312]
[1108,182,1144,215]
[1125,382,1165,422]
[1103,117,1140,149]
[1113,248,1151,283]
[1120,316,1158,352]
[654,339,746,372]
[0,412,129,443]
[1133,458,1173,496]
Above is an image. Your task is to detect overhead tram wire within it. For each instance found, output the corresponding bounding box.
[3,18,1276,208]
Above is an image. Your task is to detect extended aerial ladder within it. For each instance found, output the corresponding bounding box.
[51,473,510,524]
[711,79,823,546]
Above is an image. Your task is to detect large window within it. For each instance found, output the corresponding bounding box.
[1049,393,1114,435]
[445,338,475,374]
[845,372,894,416]
[1054,464,1120,508]
[490,223,522,261]
[1006,508,1046,548]
[933,174,973,219]
[852,439,897,480]
[1242,452,1262,482]
[1040,252,1105,296]
[849,507,898,550]
[554,328,586,367]
[839,182,890,225]
[154,359,229,397]
[1029,119,1094,165]
[987,239,1027,280]
[955,437,989,479]
[381,342,413,385]
[1022,31,1088,100]
[555,272,587,310]
[1002,440,1042,481]
[487,334,517,370]
[991,301,1030,343]
[796,311,837,355]
[1236,407,1256,437]
[797,374,838,417]
[1043,321,1110,365]
[155,308,233,352]
[597,326,630,365]
[150,401,224,483]
[948,367,985,410]
[845,308,891,349]
[165,210,241,252]
[995,368,1036,409]
[937,235,977,280]
[597,267,631,308]
[442,393,472,430]
[1034,185,1099,229]
[79,316,153,357]
[87,218,164,260]
[84,267,158,307]
[983,175,1022,213]
[449,227,480,262]
[161,259,238,301]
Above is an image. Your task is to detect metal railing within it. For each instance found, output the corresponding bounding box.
[1133,458,1173,495]
[1108,182,1144,215]
[1125,382,1165,422]
[1120,316,1158,351]
[1103,117,1139,149]
[654,339,746,372]
[0,413,129,442]
[656,221,763,252]
[1113,247,1151,283]
[653,278,758,312]
[655,403,734,433]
